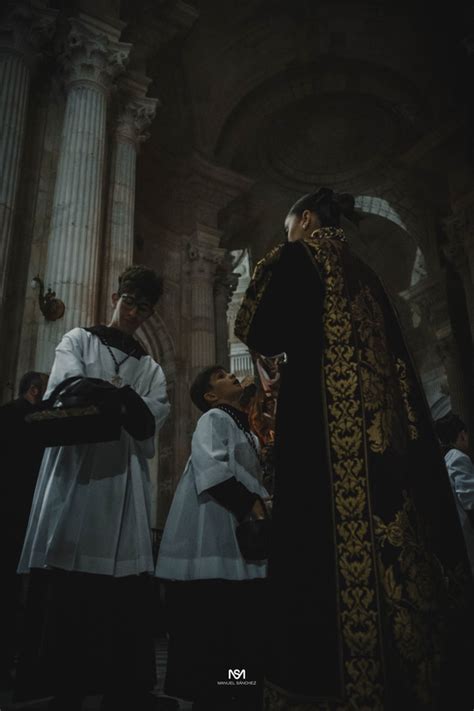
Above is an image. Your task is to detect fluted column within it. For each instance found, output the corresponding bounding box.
[214,261,238,370]
[187,233,225,381]
[101,73,158,321]
[0,1,56,311]
[36,14,130,371]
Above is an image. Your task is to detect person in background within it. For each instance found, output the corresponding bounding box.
[435,412,474,574]
[0,372,46,688]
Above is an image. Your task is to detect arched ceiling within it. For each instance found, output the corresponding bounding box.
[214,58,427,189]
[179,0,454,162]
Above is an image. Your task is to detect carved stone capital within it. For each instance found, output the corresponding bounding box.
[0,0,58,68]
[214,264,239,304]
[60,15,131,95]
[187,242,224,279]
[113,73,159,146]
[442,213,469,268]
[399,275,449,332]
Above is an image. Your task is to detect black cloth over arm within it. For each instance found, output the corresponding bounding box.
[206,477,259,522]
[119,385,155,441]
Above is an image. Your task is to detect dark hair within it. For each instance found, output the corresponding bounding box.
[434,412,467,446]
[18,371,44,397]
[118,265,163,306]
[190,365,225,412]
[288,187,355,227]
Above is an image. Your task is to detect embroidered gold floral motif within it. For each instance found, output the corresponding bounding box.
[234,243,284,343]
[396,358,419,441]
[373,492,442,705]
[350,285,419,453]
[304,233,384,711]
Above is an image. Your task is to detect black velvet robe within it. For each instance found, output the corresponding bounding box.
[235,227,474,710]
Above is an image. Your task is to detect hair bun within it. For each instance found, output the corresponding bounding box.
[334,192,355,219]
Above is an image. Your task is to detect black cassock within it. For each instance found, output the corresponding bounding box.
[235,227,474,710]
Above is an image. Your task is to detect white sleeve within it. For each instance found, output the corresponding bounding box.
[192,411,234,495]
[44,328,86,398]
[449,453,474,511]
[139,361,170,432]
[131,358,170,458]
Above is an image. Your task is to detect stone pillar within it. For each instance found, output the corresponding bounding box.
[35,14,130,371]
[436,329,470,423]
[187,229,225,381]
[100,72,158,321]
[443,213,474,337]
[214,260,238,371]
[0,0,56,312]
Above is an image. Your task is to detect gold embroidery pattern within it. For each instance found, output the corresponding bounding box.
[234,243,284,344]
[351,285,419,454]
[395,358,419,442]
[373,492,442,705]
[304,233,384,711]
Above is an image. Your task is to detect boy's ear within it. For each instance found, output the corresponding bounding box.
[204,391,217,406]
[111,292,119,306]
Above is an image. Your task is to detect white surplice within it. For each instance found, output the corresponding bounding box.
[445,447,474,574]
[18,327,170,577]
[155,408,269,581]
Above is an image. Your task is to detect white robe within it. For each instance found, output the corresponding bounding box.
[18,327,170,577]
[445,447,474,574]
[155,408,269,581]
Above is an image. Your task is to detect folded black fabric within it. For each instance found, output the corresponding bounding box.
[236,518,271,561]
[206,477,259,522]
[25,377,123,447]
[119,386,155,441]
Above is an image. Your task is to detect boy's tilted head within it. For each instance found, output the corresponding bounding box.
[118,265,163,306]
[109,265,163,336]
[190,366,242,412]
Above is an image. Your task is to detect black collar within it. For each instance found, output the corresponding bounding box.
[84,326,147,359]
[215,404,251,432]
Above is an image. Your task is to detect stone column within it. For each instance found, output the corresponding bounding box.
[0,0,56,311]
[35,14,130,371]
[100,72,158,321]
[187,230,225,381]
[214,260,238,371]
[400,275,470,420]
[436,329,471,423]
[443,213,474,337]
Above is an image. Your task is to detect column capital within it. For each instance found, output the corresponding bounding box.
[0,0,58,68]
[441,213,469,270]
[182,154,254,230]
[214,260,239,304]
[399,274,449,333]
[187,243,224,274]
[59,14,131,95]
[114,72,160,146]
